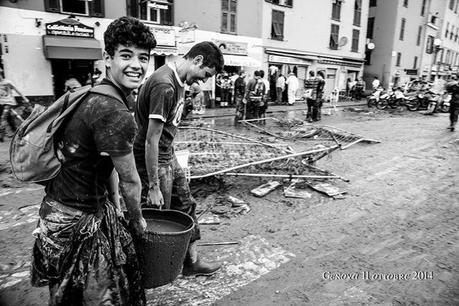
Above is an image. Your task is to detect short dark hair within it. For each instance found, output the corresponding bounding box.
[254,70,261,77]
[317,71,325,78]
[309,71,315,77]
[104,16,156,57]
[184,41,224,73]
[259,70,265,78]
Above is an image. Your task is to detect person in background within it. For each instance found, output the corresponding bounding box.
[316,71,326,120]
[286,71,299,105]
[220,73,232,107]
[234,71,247,120]
[0,67,30,142]
[276,73,286,104]
[259,69,270,119]
[64,75,82,93]
[244,70,265,120]
[445,74,459,131]
[354,77,365,100]
[31,16,156,305]
[190,82,205,115]
[304,70,321,122]
[372,76,381,91]
[134,41,224,277]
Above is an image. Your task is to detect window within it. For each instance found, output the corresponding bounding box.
[426,35,434,54]
[367,17,375,39]
[370,0,377,7]
[221,0,237,33]
[271,10,284,40]
[455,0,458,13]
[421,0,426,16]
[416,26,422,46]
[45,0,105,17]
[449,0,455,10]
[400,18,406,40]
[352,32,361,53]
[451,25,455,40]
[455,28,458,42]
[332,1,342,21]
[446,22,450,38]
[353,0,362,26]
[329,24,339,50]
[127,0,173,25]
[403,0,408,7]
[396,52,401,67]
[413,56,418,69]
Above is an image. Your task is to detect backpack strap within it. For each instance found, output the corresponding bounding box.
[89,84,125,104]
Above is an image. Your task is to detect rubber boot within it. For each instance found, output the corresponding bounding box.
[182,241,221,276]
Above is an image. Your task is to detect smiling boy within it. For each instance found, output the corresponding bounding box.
[134,41,224,276]
[31,17,156,305]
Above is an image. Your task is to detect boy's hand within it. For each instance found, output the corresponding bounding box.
[130,216,147,236]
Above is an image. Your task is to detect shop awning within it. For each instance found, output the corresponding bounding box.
[223,55,261,67]
[43,35,102,60]
[151,46,178,56]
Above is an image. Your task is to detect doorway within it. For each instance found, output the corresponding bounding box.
[51,59,94,98]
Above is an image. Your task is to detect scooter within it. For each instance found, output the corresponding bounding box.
[367,87,384,108]
[438,93,451,113]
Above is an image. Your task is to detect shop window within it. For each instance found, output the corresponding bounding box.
[417,26,422,46]
[353,0,362,26]
[367,17,375,39]
[413,56,418,69]
[329,24,339,50]
[332,1,342,21]
[126,0,173,25]
[399,18,405,41]
[271,10,284,40]
[426,35,434,54]
[421,0,426,16]
[403,0,408,8]
[370,0,377,7]
[45,0,105,17]
[351,29,359,52]
[221,0,237,34]
[396,52,402,67]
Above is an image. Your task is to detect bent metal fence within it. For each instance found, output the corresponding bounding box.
[240,118,380,150]
[175,127,338,180]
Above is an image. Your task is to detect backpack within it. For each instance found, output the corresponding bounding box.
[9,84,124,183]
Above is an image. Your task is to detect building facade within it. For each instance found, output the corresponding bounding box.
[0,0,368,103]
[176,0,370,98]
[364,0,459,89]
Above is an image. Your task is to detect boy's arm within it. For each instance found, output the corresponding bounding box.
[145,118,164,207]
[107,169,121,215]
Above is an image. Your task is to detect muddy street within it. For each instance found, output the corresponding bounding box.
[0,107,458,306]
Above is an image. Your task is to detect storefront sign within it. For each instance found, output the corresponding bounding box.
[147,25,176,47]
[318,59,362,68]
[213,40,248,56]
[268,54,311,66]
[46,18,94,38]
[148,1,169,10]
[404,69,418,75]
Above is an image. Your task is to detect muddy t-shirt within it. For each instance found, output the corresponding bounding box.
[45,80,137,213]
[134,63,185,165]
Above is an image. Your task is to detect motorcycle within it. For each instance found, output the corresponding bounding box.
[367,87,384,108]
[438,93,451,113]
[376,87,404,110]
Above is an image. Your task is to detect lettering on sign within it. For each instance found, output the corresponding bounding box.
[45,19,95,38]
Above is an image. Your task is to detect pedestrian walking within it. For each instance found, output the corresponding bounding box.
[445,75,459,131]
[234,71,247,120]
[316,71,326,120]
[259,69,270,119]
[304,71,321,122]
[244,70,265,120]
[0,68,29,142]
[31,16,156,305]
[276,73,286,104]
[134,41,224,276]
[286,72,299,105]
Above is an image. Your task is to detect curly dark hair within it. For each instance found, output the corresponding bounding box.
[184,41,224,73]
[104,16,156,56]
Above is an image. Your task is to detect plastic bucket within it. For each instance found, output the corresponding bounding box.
[135,209,195,288]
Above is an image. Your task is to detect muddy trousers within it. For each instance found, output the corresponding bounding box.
[138,155,201,242]
[306,99,319,121]
[450,103,459,128]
